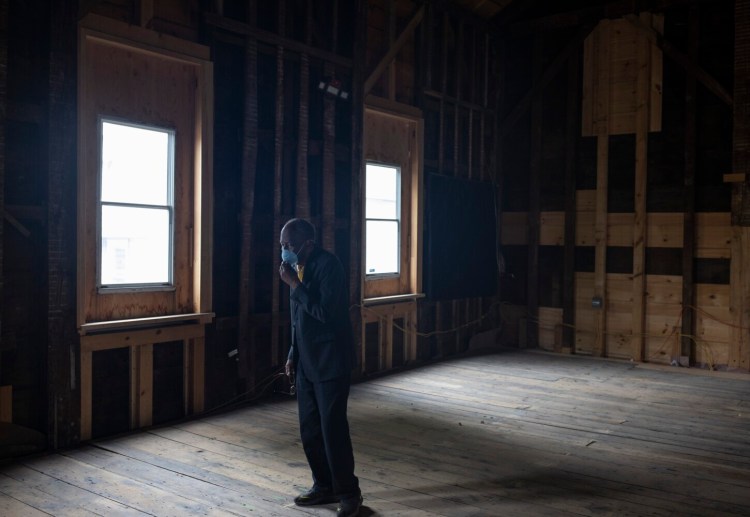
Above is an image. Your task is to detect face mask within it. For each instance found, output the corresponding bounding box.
[281,248,298,265]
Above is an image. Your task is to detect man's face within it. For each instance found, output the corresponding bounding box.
[280,227,308,258]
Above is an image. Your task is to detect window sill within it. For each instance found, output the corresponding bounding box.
[79,312,215,336]
[362,293,425,307]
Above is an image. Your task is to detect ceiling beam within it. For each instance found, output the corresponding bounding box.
[364,4,425,95]
[204,12,352,67]
[625,14,733,107]
[498,0,723,37]
[501,22,595,138]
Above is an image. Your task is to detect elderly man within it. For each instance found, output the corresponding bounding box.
[279,218,362,517]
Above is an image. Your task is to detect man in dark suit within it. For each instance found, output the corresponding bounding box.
[279,218,362,517]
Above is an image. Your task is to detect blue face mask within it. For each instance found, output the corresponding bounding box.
[281,248,298,265]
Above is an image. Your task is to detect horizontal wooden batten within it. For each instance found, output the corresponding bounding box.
[79,312,214,336]
[204,12,352,67]
[501,208,731,257]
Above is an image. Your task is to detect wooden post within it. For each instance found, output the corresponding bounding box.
[237,2,259,391]
[632,14,651,363]
[593,20,610,357]
[80,350,92,440]
[295,17,311,219]
[322,61,336,252]
[388,0,396,100]
[594,134,609,357]
[495,35,504,297]
[438,11,448,177]
[562,50,580,353]
[350,0,367,373]
[137,344,153,428]
[187,336,205,414]
[527,36,543,349]
[385,313,394,369]
[731,0,750,371]
[681,7,698,362]
[0,0,6,381]
[48,0,78,448]
[271,1,285,368]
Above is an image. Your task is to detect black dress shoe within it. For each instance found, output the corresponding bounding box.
[337,495,363,517]
[293,488,337,506]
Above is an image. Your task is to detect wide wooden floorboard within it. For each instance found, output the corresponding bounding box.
[1,349,749,516]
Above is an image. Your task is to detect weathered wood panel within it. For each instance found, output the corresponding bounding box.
[537,306,562,351]
[582,16,662,136]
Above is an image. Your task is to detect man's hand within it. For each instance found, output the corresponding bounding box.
[285,358,295,378]
[279,262,301,288]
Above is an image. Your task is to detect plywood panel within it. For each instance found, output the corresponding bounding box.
[696,212,731,258]
[647,213,683,248]
[576,190,596,211]
[364,108,411,165]
[695,283,730,308]
[539,212,564,246]
[582,16,663,137]
[574,272,595,354]
[537,307,562,351]
[576,212,595,246]
[575,190,596,246]
[607,213,634,246]
[646,275,682,305]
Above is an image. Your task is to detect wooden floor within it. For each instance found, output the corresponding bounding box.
[2,349,750,516]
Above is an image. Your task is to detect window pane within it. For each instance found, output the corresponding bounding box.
[101,205,170,285]
[366,220,399,275]
[101,121,171,205]
[366,164,399,219]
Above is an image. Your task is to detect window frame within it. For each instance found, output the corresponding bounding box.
[97,117,177,292]
[365,161,402,279]
[77,17,214,328]
[362,103,423,301]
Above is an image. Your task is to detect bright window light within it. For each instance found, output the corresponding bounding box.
[99,120,174,287]
[365,163,400,276]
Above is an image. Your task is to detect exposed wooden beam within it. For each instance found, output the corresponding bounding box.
[364,4,425,95]
[501,23,595,138]
[631,13,651,363]
[593,20,611,358]
[731,0,750,371]
[204,12,352,67]
[350,0,367,373]
[0,0,6,383]
[271,1,285,370]
[681,6,698,362]
[237,31,259,391]
[527,35,543,350]
[562,48,579,352]
[500,0,720,36]
[625,14,733,107]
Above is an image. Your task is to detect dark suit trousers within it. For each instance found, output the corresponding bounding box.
[296,364,360,499]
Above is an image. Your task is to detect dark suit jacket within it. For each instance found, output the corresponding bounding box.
[288,246,355,382]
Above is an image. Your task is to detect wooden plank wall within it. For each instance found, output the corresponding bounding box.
[731,0,750,371]
[47,0,79,448]
[364,0,501,367]
[499,7,742,370]
[205,0,365,392]
[501,206,733,366]
[0,0,6,389]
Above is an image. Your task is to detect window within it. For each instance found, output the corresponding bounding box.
[362,106,422,300]
[99,120,174,288]
[365,163,401,276]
